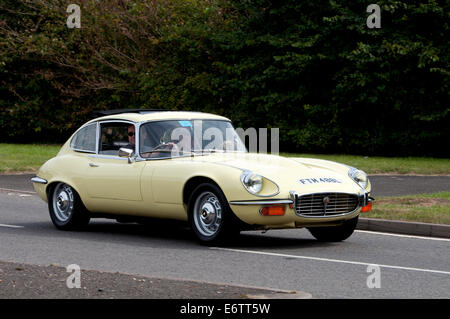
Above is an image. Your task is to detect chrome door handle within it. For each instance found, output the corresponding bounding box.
[89,163,99,167]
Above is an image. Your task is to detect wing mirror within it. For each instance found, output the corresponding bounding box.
[118,148,135,163]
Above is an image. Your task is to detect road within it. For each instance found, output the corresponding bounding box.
[0,189,449,298]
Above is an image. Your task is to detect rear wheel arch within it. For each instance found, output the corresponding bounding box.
[46,181,62,201]
[47,182,90,230]
[46,180,86,207]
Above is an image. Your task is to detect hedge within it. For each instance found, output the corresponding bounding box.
[0,0,448,156]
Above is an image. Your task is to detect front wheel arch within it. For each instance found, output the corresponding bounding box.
[183,176,223,206]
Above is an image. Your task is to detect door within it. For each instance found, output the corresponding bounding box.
[84,121,143,201]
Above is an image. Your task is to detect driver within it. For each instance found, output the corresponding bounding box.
[123,124,135,152]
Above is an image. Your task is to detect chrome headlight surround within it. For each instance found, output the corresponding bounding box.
[240,171,263,195]
[348,167,369,190]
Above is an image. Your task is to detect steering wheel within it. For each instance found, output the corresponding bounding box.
[221,140,236,151]
[152,142,179,153]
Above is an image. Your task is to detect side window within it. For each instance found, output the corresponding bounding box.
[70,124,96,153]
[99,122,135,155]
[139,121,193,159]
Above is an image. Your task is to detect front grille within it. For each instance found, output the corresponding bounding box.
[294,193,359,217]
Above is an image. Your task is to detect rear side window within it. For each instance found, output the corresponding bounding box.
[70,124,97,153]
[99,122,135,155]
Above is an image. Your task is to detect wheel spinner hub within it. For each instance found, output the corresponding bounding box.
[53,184,74,222]
[194,192,222,237]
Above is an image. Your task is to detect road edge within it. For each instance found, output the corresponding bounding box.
[357,217,450,239]
[0,259,309,299]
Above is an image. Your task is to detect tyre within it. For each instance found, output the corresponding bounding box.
[188,183,240,245]
[308,216,359,242]
[48,183,90,230]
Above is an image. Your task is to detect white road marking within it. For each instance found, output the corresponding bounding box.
[0,187,36,193]
[0,187,36,194]
[211,247,450,276]
[0,224,24,229]
[355,230,450,242]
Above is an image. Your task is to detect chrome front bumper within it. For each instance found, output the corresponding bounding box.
[30,177,47,184]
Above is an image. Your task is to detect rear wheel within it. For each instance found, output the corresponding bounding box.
[308,216,359,242]
[49,183,90,230]
[188,183,240,245]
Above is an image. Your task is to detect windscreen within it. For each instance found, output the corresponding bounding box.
[139,120,247,158]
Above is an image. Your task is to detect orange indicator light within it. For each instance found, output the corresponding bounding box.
[260,206,285,216]
[361,201,373,213]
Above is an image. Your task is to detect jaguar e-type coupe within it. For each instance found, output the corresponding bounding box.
[32,110,373,244]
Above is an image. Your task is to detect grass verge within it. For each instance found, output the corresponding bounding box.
[282,153,450,175]
[0,143,61,173]
[366,192,450,225]
[0,144,449,175]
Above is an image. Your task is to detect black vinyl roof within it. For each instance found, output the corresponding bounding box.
[92,109,172,118]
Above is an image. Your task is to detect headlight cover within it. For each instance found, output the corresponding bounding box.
[348,167,369,190]
[241,171,263,195]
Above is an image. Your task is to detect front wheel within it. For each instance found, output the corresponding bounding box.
[188,183,240,245]
[307,216,359,242]
[48,183,90,230]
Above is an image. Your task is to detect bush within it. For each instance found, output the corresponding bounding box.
[0,0,448,156]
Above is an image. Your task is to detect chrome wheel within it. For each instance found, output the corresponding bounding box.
[193,191,222,237]
[52,183,74,223]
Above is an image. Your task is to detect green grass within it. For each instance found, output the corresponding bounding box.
[0,143,61,173]
[366,192,450,225]
[0,144,449,175]
[282,153,450,175]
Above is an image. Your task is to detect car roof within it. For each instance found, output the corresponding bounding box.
[86,111,230,124]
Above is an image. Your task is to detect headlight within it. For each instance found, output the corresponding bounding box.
[348,167,369,190]
[241,171,263,195]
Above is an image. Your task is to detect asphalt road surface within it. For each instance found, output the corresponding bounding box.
[368,175,450,197]
[0,189,449,298]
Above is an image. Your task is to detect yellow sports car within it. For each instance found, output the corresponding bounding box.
[31,110,373,244]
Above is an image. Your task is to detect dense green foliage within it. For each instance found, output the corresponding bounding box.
[1,0,449,156]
